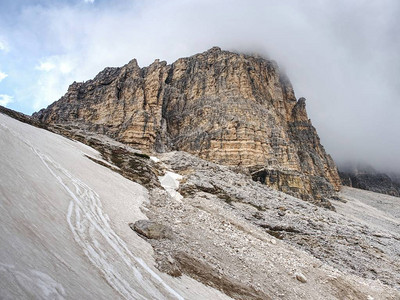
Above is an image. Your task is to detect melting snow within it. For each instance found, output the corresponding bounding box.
[159,171,183,201]
[1,122,183,300]
[150,156,160,163]
[0,263,66,299]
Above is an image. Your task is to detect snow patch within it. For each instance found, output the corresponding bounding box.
[159,171,183,201]
[0,262,66,299]
[150,156,160,163]
[0,122,184,300]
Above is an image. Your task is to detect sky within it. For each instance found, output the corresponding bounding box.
[0,0,399,172]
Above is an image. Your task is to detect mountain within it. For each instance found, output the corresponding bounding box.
[1,111,399,299]
[3,47,398,298]
[339,163,400,197]
[33,47,341,207]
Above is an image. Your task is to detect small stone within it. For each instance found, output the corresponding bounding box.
[270,239,277,245]
[253,212,263,219]
[295,272,307,283]
[167,255,175,264]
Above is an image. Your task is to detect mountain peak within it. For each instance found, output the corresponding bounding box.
[206,46,222,52]
[33,48,340,205]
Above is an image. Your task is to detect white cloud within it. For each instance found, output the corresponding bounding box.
[0,71,8,82]
[84,0,95,3]
[36,57,74,74]
[59,61,73,74]
[0,94,13,107]
[0,39,9,52]
[32,74,72,111]
[31,55,78,110]
[36,61,56,72]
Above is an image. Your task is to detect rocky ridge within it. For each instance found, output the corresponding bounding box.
[33,47,340,205]
[339,165,400,197]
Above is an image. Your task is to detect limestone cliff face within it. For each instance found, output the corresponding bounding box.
[33,47,340,204]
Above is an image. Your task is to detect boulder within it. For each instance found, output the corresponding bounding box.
[129,220,173,239]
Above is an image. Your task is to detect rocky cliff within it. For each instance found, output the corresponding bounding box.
[33,47,340,205]
[339,164,400,197]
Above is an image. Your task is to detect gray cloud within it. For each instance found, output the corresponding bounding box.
[1,0,400,172]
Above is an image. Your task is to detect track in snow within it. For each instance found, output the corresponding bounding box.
[0,122,183,300]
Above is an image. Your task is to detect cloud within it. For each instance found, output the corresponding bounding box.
[36,56,74,73]
[36,61,56,72]
[59,61,73,74]
[1,0,400,172]
[31,55,78,110]
[0,94,13,107]
[0,71,7,82]
[0,39,9,52]
[84,0,95,3]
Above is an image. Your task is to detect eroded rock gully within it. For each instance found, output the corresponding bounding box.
[33,47,340,204]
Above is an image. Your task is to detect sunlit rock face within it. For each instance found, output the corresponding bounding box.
[33,47,340,204]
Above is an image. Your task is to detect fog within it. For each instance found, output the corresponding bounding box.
[0,0,399,172]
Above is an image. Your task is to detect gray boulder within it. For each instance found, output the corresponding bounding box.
[129,220,173,239]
